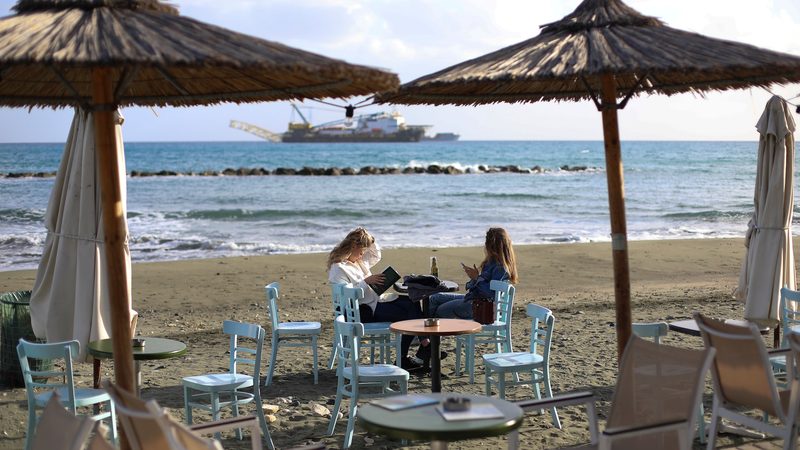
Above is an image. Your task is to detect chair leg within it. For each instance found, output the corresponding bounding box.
[485,364,492,396]
[705,399,720,450]
[107,399,118,444]
[543,369,561,429]
[455,337,463,376]
[254,386,275,450]
[232,392,242,440]
[498,371,506,399]
[327,390,343,435]
[467,336,476,384]
[24,403,36,450]
[312,335,319,385]
[211,392,222,441]
[184,385,193,425]
[327,336,338,370]
[265,338,279,386]
[697,402,706,444]
[344,400,358,449]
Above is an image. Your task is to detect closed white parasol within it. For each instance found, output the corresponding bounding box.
[736,95,796,326]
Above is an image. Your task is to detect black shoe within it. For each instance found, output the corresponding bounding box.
[401,356,424,372]
[415,345,448,362]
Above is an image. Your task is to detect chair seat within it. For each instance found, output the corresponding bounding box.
[183,373,253,390]
[483,351,543,369]
[276,321,322,334]
[35,388,112,408]
[343,364,408,381]
[475,321,507,332]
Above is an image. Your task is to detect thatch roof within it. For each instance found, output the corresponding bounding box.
[0,0,399,108]
[379,0,800,106]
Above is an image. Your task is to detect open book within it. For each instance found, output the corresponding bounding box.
[435,402,505,421]
[369,266,402,295]
[370,394,438,411]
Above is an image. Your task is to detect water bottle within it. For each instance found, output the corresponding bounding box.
[430,256,439,278]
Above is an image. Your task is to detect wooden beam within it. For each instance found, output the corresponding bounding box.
[91,68,135,393]
[600,73,632,361]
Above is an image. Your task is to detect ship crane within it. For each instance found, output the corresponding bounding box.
[229,120,282,142]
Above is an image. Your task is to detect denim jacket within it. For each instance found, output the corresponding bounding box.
[464,260,509,301]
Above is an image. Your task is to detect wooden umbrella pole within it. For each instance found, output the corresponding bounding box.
[600,74,632,360]
[92,68,135,395]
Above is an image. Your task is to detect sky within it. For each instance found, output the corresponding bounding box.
[1,0,799,143]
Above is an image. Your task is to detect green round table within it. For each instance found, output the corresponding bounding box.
[88,337,187,394]
[358,393,523,449]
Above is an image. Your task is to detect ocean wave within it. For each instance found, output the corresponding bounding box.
[0,208,46,224]
[662,210,750,221]
[445,192,553,200]
[178,208,404,221]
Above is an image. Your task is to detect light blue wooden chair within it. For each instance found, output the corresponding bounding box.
[263,282,321,386]
[455,280,515,383]
[482,303,560,428]
[772,286,800,376]
[182,320,274,450]
[17,338,117,450]
[328,315,409,449]
[327,283,393,369]
[632,322,669,344]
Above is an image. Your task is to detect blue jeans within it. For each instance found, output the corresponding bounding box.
[429,293,473,319]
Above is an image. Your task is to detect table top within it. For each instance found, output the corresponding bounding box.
[391,319,481,336]
[88,337,187,361]
[668,318,770,337]
[359,393,523,442]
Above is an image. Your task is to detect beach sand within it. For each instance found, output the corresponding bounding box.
[0,238,787,449]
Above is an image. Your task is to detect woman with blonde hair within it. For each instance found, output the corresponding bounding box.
[429,227,518,319]
[328,227,424,370]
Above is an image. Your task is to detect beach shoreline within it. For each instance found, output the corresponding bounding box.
[0,238,782,449]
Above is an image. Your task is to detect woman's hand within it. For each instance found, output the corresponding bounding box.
[463,263,479,280]
[365,273,385,285]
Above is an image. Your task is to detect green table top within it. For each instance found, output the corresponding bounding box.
[88,337,187,361]
[358,393,523,442]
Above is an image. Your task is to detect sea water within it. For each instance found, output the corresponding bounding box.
[0,140,782,271]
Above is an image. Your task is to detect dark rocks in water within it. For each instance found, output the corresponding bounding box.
[426,164,442,174]
[2,164,588,178]
[358,166,380,175]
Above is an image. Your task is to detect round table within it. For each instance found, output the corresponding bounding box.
[359,393,523,449]
[88,337,187,394]
[391,319,481,392]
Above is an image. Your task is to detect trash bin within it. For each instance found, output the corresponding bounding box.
[0,290,50,387]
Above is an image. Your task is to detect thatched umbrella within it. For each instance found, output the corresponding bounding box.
[0,0,398,398]
[379,0,800,359]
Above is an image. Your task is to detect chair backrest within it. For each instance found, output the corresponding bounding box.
[17,339,79,412]
[31,393,93,450]
[264,282,280,332]
[607,335,715,448]
[331,283,347,320]
[632,322,669,344]
[340,285,365,323]
[780,286,800,347]
[223,320,265,381]
[490,280,515,326]
[526,304,554,361]
[104,381,221,450]
[334,315,364,377]
[694,313,785,419]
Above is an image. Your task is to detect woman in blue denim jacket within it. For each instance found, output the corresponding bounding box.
[429,227,518,319]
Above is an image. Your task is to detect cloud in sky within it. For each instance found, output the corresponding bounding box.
[0,0,798,142]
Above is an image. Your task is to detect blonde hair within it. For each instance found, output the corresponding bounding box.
[327,227,375,269]
[480,227,518,284]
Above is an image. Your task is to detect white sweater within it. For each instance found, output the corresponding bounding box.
[327,244,394,312]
